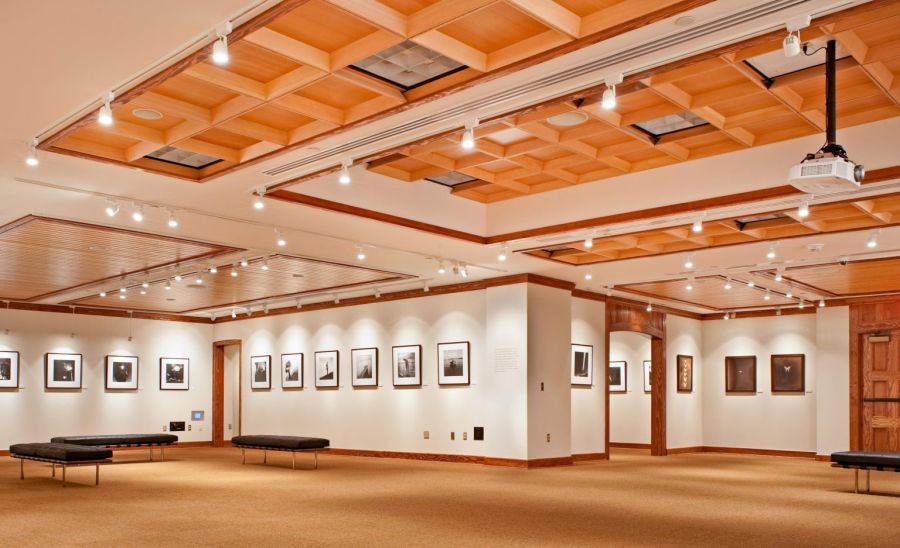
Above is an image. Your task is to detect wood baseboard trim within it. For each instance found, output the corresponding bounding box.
[609,442,652,449]
[573,452,608,461]
[667,446,817,459]
[175,441,214,448]
[815,454,832,462]
[666,446,704,455]
[0,450,8,457]
[326,448,575,468]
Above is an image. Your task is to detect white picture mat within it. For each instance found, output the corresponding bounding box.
[351,348,378,386]
[438,342,469,385]
[393,345,421,386]
[46,353,82,389]
[281,353,304,388]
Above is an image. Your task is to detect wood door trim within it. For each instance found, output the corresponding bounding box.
[212,339,242,446]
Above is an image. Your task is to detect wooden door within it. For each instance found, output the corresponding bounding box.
[862,330,900,451]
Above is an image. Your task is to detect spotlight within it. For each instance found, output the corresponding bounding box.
[764,289,771,301]
[195,273,203,284]
[724,277,732,290]
[240,258,249,267]
[119,287,127,294]
[798,298,806,309]
[684,253,694,270]
[819,298,825,308]
[131,204,144,223]
[766,244,776,260]
[585,272,593,281]
[423,282,430,293]
[296,300,303,309]
[646,302,653,312]
[605,287,613,297]
[786,287,793,299]
[461,120,478,150]
[686,276,694,291]
[252,191,265,210]
[452,263,460,276]
[375,288,381,298]
[692,218,703,234]
[167,210,179,228]
[747,280,755,288]
[782,15,810,57]
[460,264,469,278]
[142,279,149,289]
[438,261,447,275]
[867,229,879,249]
[261,258,269,271]
[25,138,39,166]
[230,264,238,277]
[212,21,232,65]
[275,229,286,247]
[165,279,172,290]
[339,160,352,184]
[798,199,810,218]
[209,264,218,274]
[355,245,366,261]
[601,74,623,110]
[119,293,126,300]
[140,288,147,295]
[584,233,594,249]
[231,308,237,319]
[497,244,508,262]
[724,312,730,320]
[98,92,115,126]
[99,290,107,298]
[264,303,270,314]
[775,266,784,282]
[105,200,119,217]
[334,295,340,304]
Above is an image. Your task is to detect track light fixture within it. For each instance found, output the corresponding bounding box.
[775,265,784,282]
[264,303,270,314]
[275,229,286,247]
[212,21,232,65]
[119,286,127,294]
[461,119,478,150]
[296,299,303,309]
[459,264,469,278]
[782,14,810,57]
[261,257,269,271]
[174,272,182,282]
[746,280,755,288]
[497,243,508,262]
[798,199,810,218]
[195,272,203,285]
[374,288,381,299]
[819,298,825,308]
[131,204,144,223]
[140,288,147,295]
[766,244,777,260]
[605,287,613,297]
[601,74,623,110]
[423,282,430,293]
[684,253,694,270]
[119,293,126,300]
[99,290,107,298]
[867,229,879,249]
[167,210,179,228]
[230,264,238,277]
[724,276,732,290]
[437,261,447,275]
[584,232,594,249]
[165,279,172,290]
[785,287,793,299]
[142,279,150,289]
[646,302,653,312]
[339,159,352,184]
[686,275,694,291]
[452,263,460,276]
[724,311,730,320]
[333,295,340,304]
[798,298,806,309]
[355,244,366,261]
[252,190,265,210]
[231,308,237,319]
[584,272,593,281]
[25,138,39,166]
[764,289,771,301]
[209,264,218,274]
[98,91,115,126]
[105,200,119,217]
[240,257,249,267]
[692,217,703,234]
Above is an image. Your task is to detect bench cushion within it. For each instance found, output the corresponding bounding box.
[11,443,112,462]
[50,434,178,446]
[831,451,900,467]
[231,435,330,450]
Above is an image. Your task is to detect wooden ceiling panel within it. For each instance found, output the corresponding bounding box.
[43,0,713,181]
[780,257,900,296]
[0,216,238,301]
[67,254,411,313]
[620,276,796,311]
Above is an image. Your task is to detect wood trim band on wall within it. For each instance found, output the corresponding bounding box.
[572,452,609,461]
[3,301,213,324]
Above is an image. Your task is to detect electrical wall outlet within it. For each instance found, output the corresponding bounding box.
[463,431,468,440]
[540,382,544,391]
[188,424,192,431]
[546,433,551,443]
[450,431,455,440]
[424,430,430,440]
[163,424,167,432]
[228,424,232,430]
[474,427,484,441]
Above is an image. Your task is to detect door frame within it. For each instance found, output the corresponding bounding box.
[605,300,667,456]
[212,339,242,447]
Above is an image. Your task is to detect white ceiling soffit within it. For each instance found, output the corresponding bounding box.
[260,0,866,184]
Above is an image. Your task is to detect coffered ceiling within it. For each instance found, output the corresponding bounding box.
[38,0,704,181]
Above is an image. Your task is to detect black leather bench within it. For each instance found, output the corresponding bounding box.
[231,435,330,470]
[10,443,113,487]
[831,451,900,494]
[51,434,178,461]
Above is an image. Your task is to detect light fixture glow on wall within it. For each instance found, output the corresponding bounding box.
[497,243,508,262]
[275,229,286,247]
[25,138,39,166]
[338,160,352,184]
[601,74,623,110]
[131,204,144,223]
[461,119,478,150]
[867,229,879,248]
[355,244,366,261]
[105,200,119,217]
[98,91,115,126]
[212,21,232,65]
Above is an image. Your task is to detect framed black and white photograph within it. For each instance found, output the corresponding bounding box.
[160,357,189,390]
[571,344,593,386]
[725,356,757,393]
[105,355,138,390]
[250,355,271,389]
[0,350,20,389]
[281,353,303,389]
[609,361,627,393]
[438,341,470,386]
[643,360,652,393]
[771,354,805,393]
[315,350,339,388]
[351,347,378,387]
[392,345,422,387]
[677,354,693,393]
[45,352,82,389]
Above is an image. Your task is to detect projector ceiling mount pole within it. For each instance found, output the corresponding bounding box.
[823,39,842,156]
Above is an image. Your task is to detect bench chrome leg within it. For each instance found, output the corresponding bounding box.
[20,459,24,480]
[263,450,267,465]
[241,448,245,464]
[854,469,859,494]
[52,463,56,478]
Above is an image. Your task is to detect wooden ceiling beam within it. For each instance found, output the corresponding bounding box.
[273,94,345,124]
[211,96,264,125]
[105,121,166,144]
[183,64,268,100]
[324,0,407,36]
[265,66,329,100]
[506,0,581,38]
[242,27,332,72]
[176,138,242,163]
[412,30,488,71]
[333,68,405,100]
[486,29,571,71]
[406,0,498,37]
[331,30,403,71]
[219,118,289,146]
[130,92,212,124]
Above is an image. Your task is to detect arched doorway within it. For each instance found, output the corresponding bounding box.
[605,300,667,456]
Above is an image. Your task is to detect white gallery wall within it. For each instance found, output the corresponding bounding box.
[570,298,605,456]
[815,307,850,456]
[702,314,818,452]
[609,331,652,445]
[0,308,213,450]
[666,315,703,449]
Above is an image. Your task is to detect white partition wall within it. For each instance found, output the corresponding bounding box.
[571,297,606,456]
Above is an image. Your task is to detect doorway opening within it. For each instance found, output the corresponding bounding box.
[212,339,242,447]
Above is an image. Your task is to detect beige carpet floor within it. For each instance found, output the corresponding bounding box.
[1,447,899,547]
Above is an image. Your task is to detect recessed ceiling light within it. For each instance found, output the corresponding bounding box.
[547,111,588,127]
[674,15,696,26]
[132,108,163,120]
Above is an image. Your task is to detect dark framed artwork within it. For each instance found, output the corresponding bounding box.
[609,361,627,393]
[351,347,378,387]
[392,345,422,387]
[105,355,138,390]
[571,344,593,386]
[643,360,652,393]
[250,355,271,390]
[438,341,470,386]
[0,350,20,389]
[771,354,805,393]
[45,353,83,389]
[281,353,304,389]
[725,356,757,393]
[315,350,339,388]
[160,358,190,390]
[676,354,693,393]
